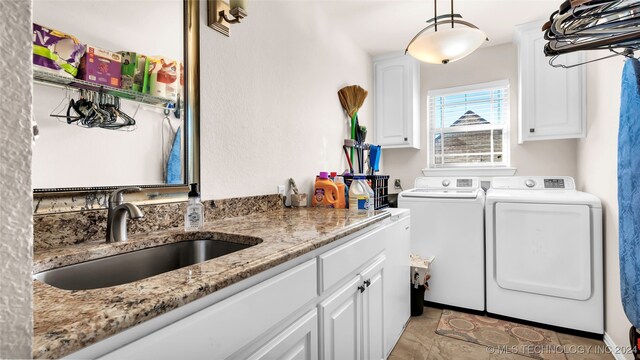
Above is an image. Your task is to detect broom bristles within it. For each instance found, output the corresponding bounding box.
[338,85,368,118]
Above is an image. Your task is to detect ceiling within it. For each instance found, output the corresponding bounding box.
[312,0,560,56]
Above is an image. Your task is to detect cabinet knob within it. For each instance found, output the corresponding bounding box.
[358,285,366,293]
[364,279,371,287]
[404,137,408,141]
[530,128,535,133]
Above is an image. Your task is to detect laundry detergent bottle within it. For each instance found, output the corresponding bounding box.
[334,176,347,209]
[312,172,339,208]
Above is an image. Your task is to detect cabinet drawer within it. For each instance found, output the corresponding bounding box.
[99,259,318,360]
[319,227,384,292]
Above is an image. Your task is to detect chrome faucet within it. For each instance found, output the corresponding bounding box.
[106,187,144,243]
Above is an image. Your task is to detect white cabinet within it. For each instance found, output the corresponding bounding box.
[75,212,411,360]
[320,276,362,360]
[515,21,586,143]
[320,256,385,360]
[383,214,411,356]
[361,257,385,360]
[374,53,420,149]
[246,309,318,360]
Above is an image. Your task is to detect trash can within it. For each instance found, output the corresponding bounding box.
[411,284,426,316]
[410,254,434,317]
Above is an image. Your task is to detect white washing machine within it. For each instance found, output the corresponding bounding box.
[398,177,485,311]
[485,176,603,334]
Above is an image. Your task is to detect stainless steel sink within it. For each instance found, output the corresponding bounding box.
[34,240,255,290]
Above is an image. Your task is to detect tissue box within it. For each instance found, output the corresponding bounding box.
[148,56,178,100]
[79,45,121,87]
[33,23,85,78]
[118,51,137,90]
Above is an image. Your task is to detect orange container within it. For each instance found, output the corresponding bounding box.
[312,172,339,208]
[335,176,347,209]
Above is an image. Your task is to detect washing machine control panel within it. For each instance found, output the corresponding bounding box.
[415,177,480,189]
[543,179,566,189]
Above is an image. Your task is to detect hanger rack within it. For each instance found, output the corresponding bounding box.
[34,69,179,111]
[543,0,640,67]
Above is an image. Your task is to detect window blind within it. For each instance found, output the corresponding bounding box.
[428,82,510,167]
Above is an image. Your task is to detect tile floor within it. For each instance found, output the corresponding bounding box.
[389,307,615,360]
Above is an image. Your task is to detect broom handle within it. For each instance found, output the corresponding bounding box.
[350,113,357,165]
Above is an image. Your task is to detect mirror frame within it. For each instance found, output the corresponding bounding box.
[33,0,200,208]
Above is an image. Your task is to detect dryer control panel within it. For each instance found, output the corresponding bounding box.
[491,176,576,190]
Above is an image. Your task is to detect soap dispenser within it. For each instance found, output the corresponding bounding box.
[185,183,204,231]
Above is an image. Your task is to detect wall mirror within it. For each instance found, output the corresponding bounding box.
[32,0,199,202]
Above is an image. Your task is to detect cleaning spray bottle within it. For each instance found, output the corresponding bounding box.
[185,183,204,231]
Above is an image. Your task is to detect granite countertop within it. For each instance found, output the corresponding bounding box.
[33,208,390,359]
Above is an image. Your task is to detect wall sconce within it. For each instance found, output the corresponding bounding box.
[208,0,248,37]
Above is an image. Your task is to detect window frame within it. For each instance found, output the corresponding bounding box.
[427,80,511,169]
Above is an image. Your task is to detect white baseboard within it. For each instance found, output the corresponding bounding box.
[604,332,631,360]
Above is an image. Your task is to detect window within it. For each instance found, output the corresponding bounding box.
[428,80,509,168]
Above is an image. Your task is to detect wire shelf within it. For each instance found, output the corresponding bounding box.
[33,69,178,109]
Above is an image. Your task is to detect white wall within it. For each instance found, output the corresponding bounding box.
[199,0,373,200]
[0,0,33,357]
[383,43,578,191]
[576,53,632,358]
[31,0,183,188]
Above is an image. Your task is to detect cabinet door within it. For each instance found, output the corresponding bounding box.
[374,54,420,149]
[383,216,411,356]
[516,22,586,143]
[246,309,318,360]
[361,256,386,360]
[320,276,362,360]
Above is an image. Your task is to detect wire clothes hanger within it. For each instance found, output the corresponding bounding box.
[52,88,137,130]
[542,0,640,67]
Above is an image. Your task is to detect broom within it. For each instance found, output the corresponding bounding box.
[338,85,368,170]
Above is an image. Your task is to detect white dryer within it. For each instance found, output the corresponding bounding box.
[485,176,603,334]
[398,177,485,311]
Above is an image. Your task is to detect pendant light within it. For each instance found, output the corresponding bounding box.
[405,0,488,64]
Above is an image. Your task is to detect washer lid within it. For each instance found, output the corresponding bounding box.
[401,188,481,199]
[486,189,602,208]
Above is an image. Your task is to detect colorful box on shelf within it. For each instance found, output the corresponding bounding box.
[118,52,151,94]
[134,54,150,93]
[118,51,136,90]
[32,23,85,79]
[79,45,122,88]
[148,56,179,102]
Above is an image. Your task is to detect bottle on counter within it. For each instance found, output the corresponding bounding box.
[312,172,339,208]
[363,178,375,214]
[334,176,347,209]
[185,183,204,231]
[348,175,371,212]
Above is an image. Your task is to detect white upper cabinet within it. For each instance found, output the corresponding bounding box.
[374,53,421,149]
[515,21,586,143]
